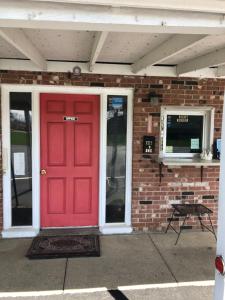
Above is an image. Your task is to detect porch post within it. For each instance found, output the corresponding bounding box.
[214,95,225,299]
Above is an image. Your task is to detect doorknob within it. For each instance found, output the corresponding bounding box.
[40,169,47,175]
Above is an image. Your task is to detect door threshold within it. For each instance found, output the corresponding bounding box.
[39,227,100,236]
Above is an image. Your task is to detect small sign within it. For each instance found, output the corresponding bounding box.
[177,115,189,123]
[217,139,221,153]
[112,97,124,109]
[63,116,78,121]
[191,138,200,150]
[14,152,25,176]
[166,146,173,153]
[143,136,155,154]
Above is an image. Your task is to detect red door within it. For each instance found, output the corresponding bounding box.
[40,93,99,227]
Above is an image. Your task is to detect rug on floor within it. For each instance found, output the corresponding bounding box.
[26,235,100,259]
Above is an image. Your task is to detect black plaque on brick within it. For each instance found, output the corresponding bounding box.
[143,136,155,154]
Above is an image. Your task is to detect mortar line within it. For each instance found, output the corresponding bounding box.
[63,258,69,291]
[147,234,178,283]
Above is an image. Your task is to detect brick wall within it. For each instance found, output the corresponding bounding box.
[132,77,223,232]
[0,70,224,232]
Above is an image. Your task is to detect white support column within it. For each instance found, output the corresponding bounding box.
[0,28,47,70]
[89,31,108,72]
[214,95,225,300]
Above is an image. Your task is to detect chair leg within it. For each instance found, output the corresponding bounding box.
[198,215,204,232]
[208,213,217,240]
[175,216,187,245]
[165,209,175,233]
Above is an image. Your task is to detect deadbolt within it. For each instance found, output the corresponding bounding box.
[40,169,47,176]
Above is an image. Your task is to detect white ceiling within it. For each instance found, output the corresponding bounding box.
[163,34,225,65]
[1,29,225,67]
[25,29,95,62]
[99,32,170,63]
[0,37,25,59]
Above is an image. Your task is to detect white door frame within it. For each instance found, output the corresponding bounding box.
[1,84,133,238]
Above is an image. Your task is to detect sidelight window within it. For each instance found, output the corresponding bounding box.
[10,92,32,226]
[106,95,127,223]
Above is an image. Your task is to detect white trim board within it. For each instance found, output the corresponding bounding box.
[0,59,219,79]
[1,1,225,35]
[1,84,133,238]
[26,0,225,14]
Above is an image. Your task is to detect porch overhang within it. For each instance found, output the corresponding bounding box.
[0,0,225,78]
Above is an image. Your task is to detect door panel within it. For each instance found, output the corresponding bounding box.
[73,178,92,214]
[47,178,66,214]
[40,93,100,227]
[47,122,66,166]
[74,123,92,166]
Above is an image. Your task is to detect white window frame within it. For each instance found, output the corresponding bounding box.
[159,106,215,158]
[1,84,133,238]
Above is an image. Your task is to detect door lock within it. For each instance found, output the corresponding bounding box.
[40,169,47,176]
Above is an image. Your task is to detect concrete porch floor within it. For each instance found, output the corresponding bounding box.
[0,231,216,299]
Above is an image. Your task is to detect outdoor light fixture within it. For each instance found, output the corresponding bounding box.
[215,255,225,275]
[73,65,81,76]
[149,92,161,105]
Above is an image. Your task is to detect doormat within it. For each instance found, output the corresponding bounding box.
[26,235,100,259]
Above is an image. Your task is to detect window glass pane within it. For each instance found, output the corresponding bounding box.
[106,96,127,223]
[166,115,203,154]
[10,92,32,226]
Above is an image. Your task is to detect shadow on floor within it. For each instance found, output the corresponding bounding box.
[108,290,129,300]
